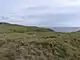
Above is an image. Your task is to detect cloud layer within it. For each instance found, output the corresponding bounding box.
[0,0,80,27]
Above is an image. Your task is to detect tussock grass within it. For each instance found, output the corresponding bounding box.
[0,23,80,60]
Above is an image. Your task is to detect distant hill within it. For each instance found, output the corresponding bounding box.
[1,22,80,32]
[0,22,10,24]
[0,22,55,33]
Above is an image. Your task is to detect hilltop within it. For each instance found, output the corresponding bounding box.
[0,22,80,60]
[0,22,55,33]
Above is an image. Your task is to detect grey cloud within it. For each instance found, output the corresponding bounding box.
[27,6,49,10]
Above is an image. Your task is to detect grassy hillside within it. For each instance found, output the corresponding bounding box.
[0,23,80,60]
[0,23,54,33]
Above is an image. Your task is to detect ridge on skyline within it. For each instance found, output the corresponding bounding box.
[0,21,80,32]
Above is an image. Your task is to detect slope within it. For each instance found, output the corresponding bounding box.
[0,23,80,60]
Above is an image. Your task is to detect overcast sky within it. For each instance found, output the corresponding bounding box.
[0,0,80,27]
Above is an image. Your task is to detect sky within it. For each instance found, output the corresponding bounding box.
[0,0,80,27]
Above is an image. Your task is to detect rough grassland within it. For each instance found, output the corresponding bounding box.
[0,24,80,60]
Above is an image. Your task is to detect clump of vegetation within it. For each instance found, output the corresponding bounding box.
[0,23,80,60]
